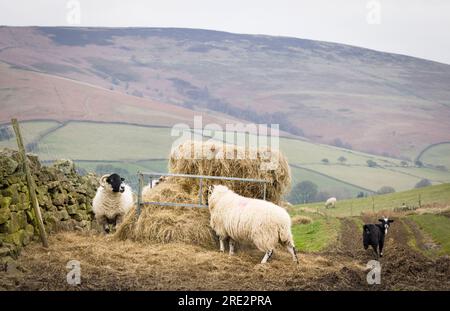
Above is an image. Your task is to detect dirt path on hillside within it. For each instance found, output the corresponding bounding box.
[1,217,449,291]
[356,217,449,290]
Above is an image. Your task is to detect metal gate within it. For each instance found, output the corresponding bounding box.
[136,172,269,217]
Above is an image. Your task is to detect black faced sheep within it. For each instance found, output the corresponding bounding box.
[363,217,394,259]
[93,173,134,233]
[208,185,298,264]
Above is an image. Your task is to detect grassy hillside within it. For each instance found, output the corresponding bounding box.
[295,183,450,217]
[292,217,340,252]
[408,214,450,256]
[420,143,450,169]
[2,27,450,156]
[0,120,60,149]
[2,120,450,196]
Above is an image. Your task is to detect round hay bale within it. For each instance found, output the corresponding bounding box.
[169,140,291,204]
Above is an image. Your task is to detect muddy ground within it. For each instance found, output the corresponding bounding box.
[1,216,449,291]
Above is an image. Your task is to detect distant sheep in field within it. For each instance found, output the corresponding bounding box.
[325,197,337,209]
[363,217,394,259]
[207,185,298,264]
[93,173,134,233]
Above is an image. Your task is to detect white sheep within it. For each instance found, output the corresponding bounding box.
[92,173,134,233]
[325,197,337,209]
[208,185,298,264]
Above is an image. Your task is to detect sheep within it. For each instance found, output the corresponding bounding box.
[325,197,337,209]
[363,217,394,259]
[92,173,134,233]
[207,185,298,264]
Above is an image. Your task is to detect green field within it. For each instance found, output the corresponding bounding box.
[291,217,340,252]
[38,122,174,161]
[295,183,450,218]
[2,120,450,198]
[0,120,61,149]
[300,164,423,191]
[409,214,450,256]
[289,165,367,197]
[420,143,450,169]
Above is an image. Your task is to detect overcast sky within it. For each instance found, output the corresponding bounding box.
[1,0,449,64]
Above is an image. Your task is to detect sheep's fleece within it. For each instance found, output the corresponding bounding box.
[208,185,298,263]
[325,197,336,208]
[93,174,134,231]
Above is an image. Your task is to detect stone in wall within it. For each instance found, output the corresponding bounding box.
[0,148,99,266]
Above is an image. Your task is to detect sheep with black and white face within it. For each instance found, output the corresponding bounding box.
[93,173,134,233]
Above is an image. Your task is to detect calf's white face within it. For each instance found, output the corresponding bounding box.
[378,217,394,234]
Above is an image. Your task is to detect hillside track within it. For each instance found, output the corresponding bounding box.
[336,216,450,290]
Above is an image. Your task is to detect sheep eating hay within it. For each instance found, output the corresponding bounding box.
[93,173,134,233]
[208,185,298,264]
[115,140,292,248]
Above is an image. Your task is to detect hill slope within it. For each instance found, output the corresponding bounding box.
[0,61,242,126]
[1,27,450,157]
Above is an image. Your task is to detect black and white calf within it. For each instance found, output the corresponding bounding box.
[363,217,394,259]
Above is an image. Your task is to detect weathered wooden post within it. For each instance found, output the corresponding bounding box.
[136,172,144,218]
[11,118,48,248]
[372,196,375,214]
[418,194,422,208]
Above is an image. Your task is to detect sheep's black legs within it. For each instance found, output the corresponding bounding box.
[371,245,379,259]
[261,250,274,264]
[379,240,384,257]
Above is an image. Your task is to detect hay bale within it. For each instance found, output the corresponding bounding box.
[169,140,291,204]
[115,179,216,248]
[116,140,291,248]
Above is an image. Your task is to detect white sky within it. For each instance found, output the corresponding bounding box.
[1,0,449,64]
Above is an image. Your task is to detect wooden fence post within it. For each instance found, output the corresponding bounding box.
[12,118,49,248]
[372,196,375,214]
